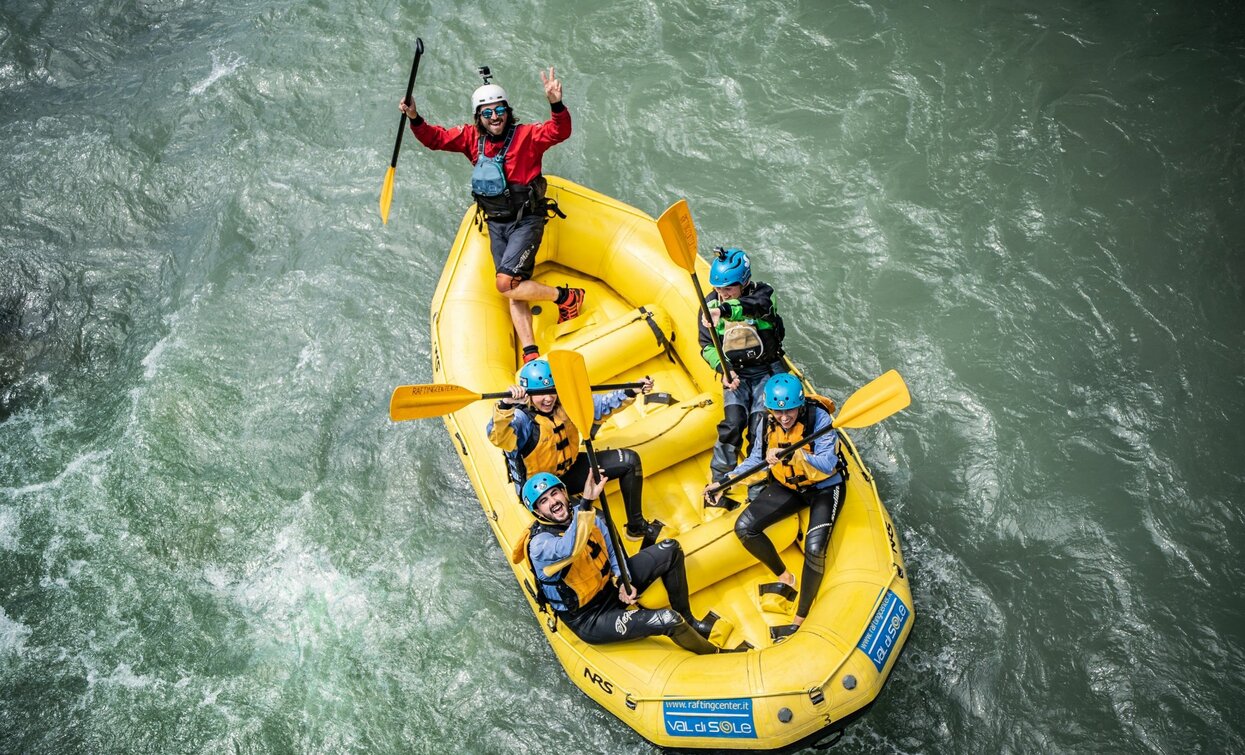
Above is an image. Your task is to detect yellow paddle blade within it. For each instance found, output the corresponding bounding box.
[546,350,594,437]
[656,199,699,273]
[389,383,482,421]
[832,370,911,429]
[379,166,396,224]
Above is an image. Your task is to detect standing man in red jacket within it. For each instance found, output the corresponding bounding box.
[399,66,584,363]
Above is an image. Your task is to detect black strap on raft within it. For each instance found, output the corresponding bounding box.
[643,392,675,406]
[769,623,799,642]
[637,306,676,363]
[759,582,798,602]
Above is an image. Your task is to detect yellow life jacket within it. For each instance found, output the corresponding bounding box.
[526,519,612,613]
[768,395,841,491]
[523,406,580,477]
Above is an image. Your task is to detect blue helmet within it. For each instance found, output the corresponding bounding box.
[521,472,566,511]
[709,247,752,288]
[518,358,554,390]
[764,373,805,411]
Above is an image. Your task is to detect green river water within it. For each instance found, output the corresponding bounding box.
[2,0,1243,752]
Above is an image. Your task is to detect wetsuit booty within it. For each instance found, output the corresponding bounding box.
[670,621,719,655]
[624,518,665,548]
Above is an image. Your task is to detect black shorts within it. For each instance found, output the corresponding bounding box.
[487,214,546,281]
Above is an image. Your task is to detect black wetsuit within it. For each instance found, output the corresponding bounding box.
[561,540,692,644]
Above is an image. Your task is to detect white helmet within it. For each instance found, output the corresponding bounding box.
[471,83,508,111]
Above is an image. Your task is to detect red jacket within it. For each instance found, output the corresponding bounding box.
[409,105,571,185]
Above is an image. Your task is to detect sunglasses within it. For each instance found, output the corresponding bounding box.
[478,105,508,119]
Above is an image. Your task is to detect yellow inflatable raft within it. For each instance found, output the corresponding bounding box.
[425,177,913,749]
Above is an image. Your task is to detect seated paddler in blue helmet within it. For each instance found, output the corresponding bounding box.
[487,357,665,545]
[697,246,787,507]
[703,373,845,642]
[509,471,729,654]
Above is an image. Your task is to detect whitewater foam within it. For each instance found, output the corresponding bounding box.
[190,52,244,96]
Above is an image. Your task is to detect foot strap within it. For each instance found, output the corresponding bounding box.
[759,582,798,614]
[704,494,742,512]
[769,623,799,643]
[695,611,736,647]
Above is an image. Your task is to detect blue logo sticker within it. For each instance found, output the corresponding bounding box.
[856,589,910,672]
[663,697,757,739]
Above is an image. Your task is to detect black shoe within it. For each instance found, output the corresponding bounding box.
[625,519,665,547]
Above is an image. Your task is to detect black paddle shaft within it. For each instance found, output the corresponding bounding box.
[389,39,424,169]
[712,421,838,492]
[478,381,647,401]
[584,440,634,590]
[691,272,734,380]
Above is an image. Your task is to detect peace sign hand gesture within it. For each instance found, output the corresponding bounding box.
[540,66,562,104]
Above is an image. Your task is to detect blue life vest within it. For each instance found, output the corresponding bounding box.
[470,127,514,198]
